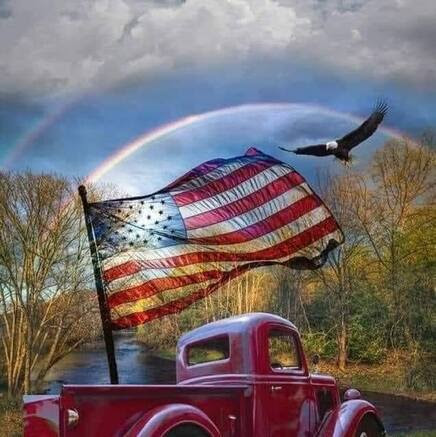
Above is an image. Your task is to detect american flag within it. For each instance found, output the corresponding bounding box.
[88,148,344,329]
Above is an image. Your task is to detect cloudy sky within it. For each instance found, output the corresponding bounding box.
[1,0,435,193]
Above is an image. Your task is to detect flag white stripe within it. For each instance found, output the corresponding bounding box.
[170,158,261,194]
[186,183,311,237]
[193,205,332,252]
[178,165,294,218]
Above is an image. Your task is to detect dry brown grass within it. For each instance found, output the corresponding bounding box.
[0,397,22,437]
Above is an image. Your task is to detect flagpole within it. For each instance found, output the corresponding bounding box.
[78,185,119,384]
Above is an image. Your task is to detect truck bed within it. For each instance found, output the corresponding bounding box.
[25,384,252,437]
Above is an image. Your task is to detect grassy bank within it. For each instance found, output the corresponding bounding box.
[143,343,436,402]
[318,359,436,402]
[0,396,22,437]
[392,433,436,437]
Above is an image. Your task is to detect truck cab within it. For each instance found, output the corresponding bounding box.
[24,313,385,436]
[177,312,376,436]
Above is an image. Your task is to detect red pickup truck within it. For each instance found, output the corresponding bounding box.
[24,313,385,436]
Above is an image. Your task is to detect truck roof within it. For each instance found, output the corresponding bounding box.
[178,312,298,347]
[176,313,302,383]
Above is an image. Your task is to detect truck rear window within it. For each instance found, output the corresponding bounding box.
[187,336,230,366]
[268,329,300,370]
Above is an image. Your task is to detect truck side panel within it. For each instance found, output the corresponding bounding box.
[59,385,252,437]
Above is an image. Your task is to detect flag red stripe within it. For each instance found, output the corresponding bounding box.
[162,155,277,193]
[111,265,249,329]
[104,216,338,283]
[110,219,338,329]
[160,159,224,191]
[189,195,321,245]
[184,171,305,230]
[173,161,275,206]
[108,269,222,308]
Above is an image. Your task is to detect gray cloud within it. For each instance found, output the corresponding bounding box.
[0,0,11,18]
[288,0,436,84]
[0,0,435,97]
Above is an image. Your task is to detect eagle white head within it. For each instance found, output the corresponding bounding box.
[326,141,338,150]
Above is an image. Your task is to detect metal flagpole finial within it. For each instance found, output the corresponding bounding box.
[78,185,87,198]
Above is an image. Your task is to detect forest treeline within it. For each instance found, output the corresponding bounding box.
[0,138,434,398]
[137,138,435,392]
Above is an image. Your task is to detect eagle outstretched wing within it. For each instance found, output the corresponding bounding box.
[279,144,331,157]
[338,100,388,151]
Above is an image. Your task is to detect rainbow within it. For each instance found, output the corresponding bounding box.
[2,98,78,169]
[85,102,408,184]
[3,101,409,179]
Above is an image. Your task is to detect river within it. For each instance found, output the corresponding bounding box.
[42,332,436,434]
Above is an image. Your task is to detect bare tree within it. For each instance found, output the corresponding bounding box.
[0,173,99,395]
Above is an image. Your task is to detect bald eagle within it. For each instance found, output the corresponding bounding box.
[279,101,388,163]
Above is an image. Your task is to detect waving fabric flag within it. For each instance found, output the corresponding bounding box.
[88,148,344,329]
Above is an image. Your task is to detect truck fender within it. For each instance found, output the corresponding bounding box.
[123,403,221,437]
[317,399,384,437]
[23,395,60,437]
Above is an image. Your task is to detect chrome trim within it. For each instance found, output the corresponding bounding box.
[67,408,79,428]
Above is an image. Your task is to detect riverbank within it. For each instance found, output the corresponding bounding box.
[145,345,436,402]
[394,433,436,437]
[317,361,436,403]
